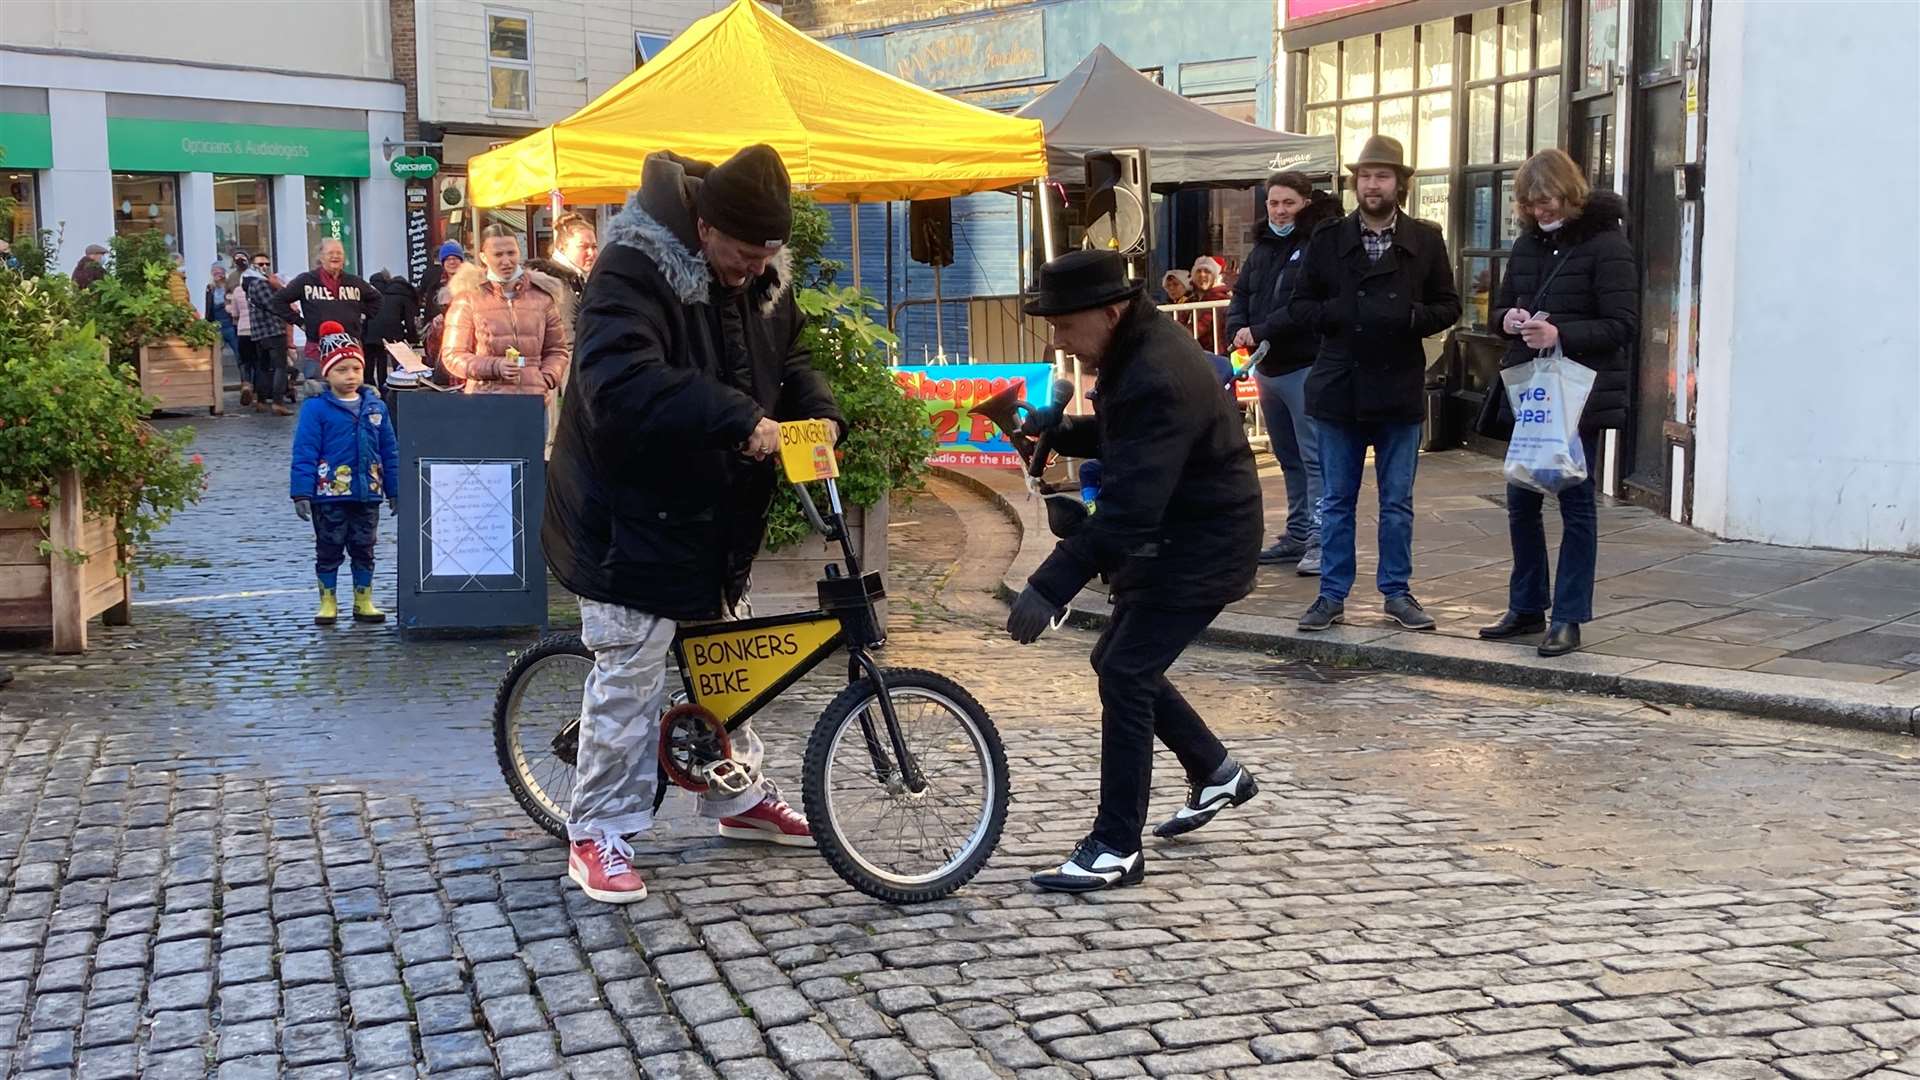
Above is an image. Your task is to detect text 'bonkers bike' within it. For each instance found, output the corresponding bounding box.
[493,420,1010,903]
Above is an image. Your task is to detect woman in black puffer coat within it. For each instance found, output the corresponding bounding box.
[1483,149,1638,658]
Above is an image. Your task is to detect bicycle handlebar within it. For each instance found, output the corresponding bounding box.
[792,482,839,541]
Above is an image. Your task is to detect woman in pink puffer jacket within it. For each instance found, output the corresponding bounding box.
[440,225,570,396]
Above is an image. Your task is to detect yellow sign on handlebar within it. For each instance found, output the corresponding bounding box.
[778,420,839,484]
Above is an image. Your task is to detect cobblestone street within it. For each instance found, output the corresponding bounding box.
[0,410,1917,1080]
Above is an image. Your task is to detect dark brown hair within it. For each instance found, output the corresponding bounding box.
[1266,171,1314,199]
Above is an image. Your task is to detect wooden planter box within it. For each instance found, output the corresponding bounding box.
[750,497,890,628]
[0,470,132,653]
[138,337,222,416]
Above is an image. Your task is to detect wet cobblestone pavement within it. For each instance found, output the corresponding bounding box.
[0,410,1916,1079]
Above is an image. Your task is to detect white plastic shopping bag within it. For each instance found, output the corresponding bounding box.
[1501,346,1598,495]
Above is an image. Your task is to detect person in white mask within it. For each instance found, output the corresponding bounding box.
[440,224,570,396]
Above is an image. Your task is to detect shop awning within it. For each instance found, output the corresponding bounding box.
[468,0,1047,207]
[1017,45,1338,188]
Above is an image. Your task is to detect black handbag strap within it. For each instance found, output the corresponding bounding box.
[1528,246,1575,309]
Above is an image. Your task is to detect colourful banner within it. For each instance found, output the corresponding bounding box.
[893,363,1054,469]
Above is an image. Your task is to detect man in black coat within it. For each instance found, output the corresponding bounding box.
[1006,250,1264,893]
[1288,135,1461,634]
[363,272,419,388]
[543,145,843,905]
[1227,173,1341,573]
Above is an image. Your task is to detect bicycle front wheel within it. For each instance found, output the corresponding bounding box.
[803,668,1009,904]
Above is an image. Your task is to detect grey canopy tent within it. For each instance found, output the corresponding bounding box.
[1016,44,1338,188]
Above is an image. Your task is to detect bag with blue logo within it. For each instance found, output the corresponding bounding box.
[1500,345,1597,495]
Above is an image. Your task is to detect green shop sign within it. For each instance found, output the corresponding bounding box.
[390,154,440,180]
[0,112,55,170]
[106,117,369,177]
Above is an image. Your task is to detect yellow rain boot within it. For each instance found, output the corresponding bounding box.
[352,587,386,624]
[314,586,338,626]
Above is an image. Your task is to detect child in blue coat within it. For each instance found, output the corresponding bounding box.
[290,321,400,625]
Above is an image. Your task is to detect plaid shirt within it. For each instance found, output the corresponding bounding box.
[1361,213,1398,264]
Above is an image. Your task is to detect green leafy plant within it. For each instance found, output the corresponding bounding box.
[0,273,207,576]
[762,199,933,552]
[77,231,218,365]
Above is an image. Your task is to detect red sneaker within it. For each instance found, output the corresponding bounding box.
[567,833,648,903]
[718,797,814,847]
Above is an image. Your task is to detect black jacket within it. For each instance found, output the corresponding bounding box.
[528,256,586,304]
[1224,191,1341,376]
[543,152,843,622]
[366,275,420,352]
[1028,295,1262,611]
[269,269,383,345]
[1289,211,1461,425]
[1490,191,1637,433]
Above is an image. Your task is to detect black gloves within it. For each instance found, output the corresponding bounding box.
[1006,586,1063,644]
[293,498,312,522]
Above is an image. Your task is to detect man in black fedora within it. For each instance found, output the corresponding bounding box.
[1288,134,1460,634]
[1005,249,1264,892]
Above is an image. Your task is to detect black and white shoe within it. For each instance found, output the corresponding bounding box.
[1153,757,1259,839]
[1030,837,1146,893]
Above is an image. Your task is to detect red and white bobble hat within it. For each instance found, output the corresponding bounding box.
[317,321,364,377]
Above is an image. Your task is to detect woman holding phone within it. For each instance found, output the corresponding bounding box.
[1482,149,1638,658]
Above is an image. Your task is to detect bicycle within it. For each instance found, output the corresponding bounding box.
[493,420,1011,904]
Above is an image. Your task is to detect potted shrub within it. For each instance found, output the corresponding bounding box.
[750,197,936,615]
[79,231,222,415]
[0,271,207,652]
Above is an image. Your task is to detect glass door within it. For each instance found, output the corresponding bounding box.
[1621,0,1689,504]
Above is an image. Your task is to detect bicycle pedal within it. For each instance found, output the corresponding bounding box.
[703,760,753,796]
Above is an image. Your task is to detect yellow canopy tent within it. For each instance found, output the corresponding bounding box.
[467,0,1047,208]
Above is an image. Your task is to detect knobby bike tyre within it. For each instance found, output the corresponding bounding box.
[493,633,592,841]
[802,668,1010,904]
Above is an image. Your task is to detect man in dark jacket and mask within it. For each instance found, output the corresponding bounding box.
[1289,136,1460,635]
[1227,172,1341,574]
[1006,250,1264,893]
[543,145,843,905]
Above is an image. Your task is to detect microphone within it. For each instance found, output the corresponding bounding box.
[1024,378,1077,436]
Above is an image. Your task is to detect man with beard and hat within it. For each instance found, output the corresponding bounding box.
[543,145,844,905]
[1288,135,1460,635]
[1004,249,1264,893]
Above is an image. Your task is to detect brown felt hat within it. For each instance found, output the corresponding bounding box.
[1347,134,1414,178]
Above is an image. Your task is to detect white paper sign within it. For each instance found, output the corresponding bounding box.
[425,462,517,578]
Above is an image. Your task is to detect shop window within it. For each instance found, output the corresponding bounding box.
[487,9,534,115]
[4,172,37,245]
[306,178,358,274]
[1305,21,1459,176]
[1457,1,1567,327]
[213,175,273,266]
[112,173,180,253]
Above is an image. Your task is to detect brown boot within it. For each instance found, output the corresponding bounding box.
[272,403,293,416]
[240,384,255,407]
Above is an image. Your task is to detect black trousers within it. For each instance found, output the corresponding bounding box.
[312,502,379,580]
[1087,602,1230,851]
[242,336,284,404]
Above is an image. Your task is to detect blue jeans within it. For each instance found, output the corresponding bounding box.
[1254,368,1321,546]
[1507,431,1601,623]
[1317,419,1422,604]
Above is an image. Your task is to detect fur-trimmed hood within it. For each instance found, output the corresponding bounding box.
[1532,189,1627,247]
[601,151,793,317]
[449,262,569,307]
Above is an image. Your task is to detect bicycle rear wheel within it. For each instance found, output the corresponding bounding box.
[803,668,1009,904]
[493,634,593,839]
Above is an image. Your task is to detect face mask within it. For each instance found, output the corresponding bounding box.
[487,266,524,285]
[1539,218,1566,233]
[1270,221,1295,238]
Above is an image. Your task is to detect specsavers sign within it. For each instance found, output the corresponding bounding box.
[106,117,369,177]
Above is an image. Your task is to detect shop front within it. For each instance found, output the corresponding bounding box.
[0,102,52,248]
[1284,0,1697,509]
